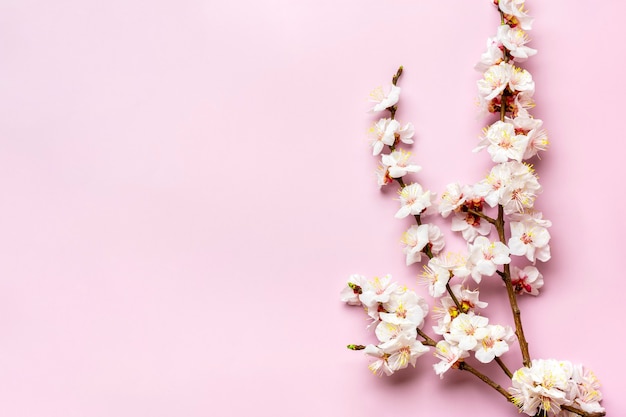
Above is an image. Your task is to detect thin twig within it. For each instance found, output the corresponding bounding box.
[561,404,606,417]
[416,328,437,347]
[495,357,512,378]
[466,208,497,225]
[495,205,531,367]
[458,361,512,400]
[445,282,463,312]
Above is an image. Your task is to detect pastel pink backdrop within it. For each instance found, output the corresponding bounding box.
[0,1,622,416]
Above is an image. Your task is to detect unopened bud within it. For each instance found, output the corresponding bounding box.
[348,282,362,294]
[347,344,366,351]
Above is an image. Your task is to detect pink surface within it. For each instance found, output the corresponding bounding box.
[0,1,622,416]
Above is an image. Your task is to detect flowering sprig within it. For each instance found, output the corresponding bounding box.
[341,1,605,416]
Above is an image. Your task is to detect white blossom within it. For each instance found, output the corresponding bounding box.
[477,62,512,101]
[370,118,400,155]
[474,324,515,363]
[395,183,434,218]
[509,359,575,416]
[340,273,367,305]
[497,24,536,61]
[401,224,445,265]
[359,274,399,321]
[511,265,544,295]
[498,0,534,30]
[475,161,541,214]
[508,219,551,262]
[384,334,430,373]
[505,114,548,160]
[420,257,451,298]
[396,123,416,145]
[379,288,429,329]
[467,236,511,283]
[509,66,535,94]
[432,285,488,336]
[381,149,422,179]
[473,162,513,207]
[370,119,415,155]
[363,344,393,376]
[512,90,536,117]
[369,84,401,112]
[451,210,492,242]
[439,182,470,218]
[375,320,417,344]
[375,164,393,188]
[475,35,504,72]
[474,120,529,163]
[570,365,605,414]
[509,210,552,228]
[433,340,469,378]
[444,312,489,351]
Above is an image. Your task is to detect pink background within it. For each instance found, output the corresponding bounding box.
[0,0,622,416]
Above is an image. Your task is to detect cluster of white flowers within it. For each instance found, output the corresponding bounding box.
[510,359,604,416]
[342,1,605,416]
[422,259,516,374]
[434,305,515,372]
[367,72,434,202]
[438,0,550,295]
[340,274,430,376]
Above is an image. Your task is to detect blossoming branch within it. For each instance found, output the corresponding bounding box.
[340,1,606,416]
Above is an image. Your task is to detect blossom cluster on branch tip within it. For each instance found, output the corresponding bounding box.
[341,1,605,416]
[510,359,604,416]
[340,274,429,376]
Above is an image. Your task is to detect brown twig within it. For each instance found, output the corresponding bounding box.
[495,357,512,378]
[458,361,512,400]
